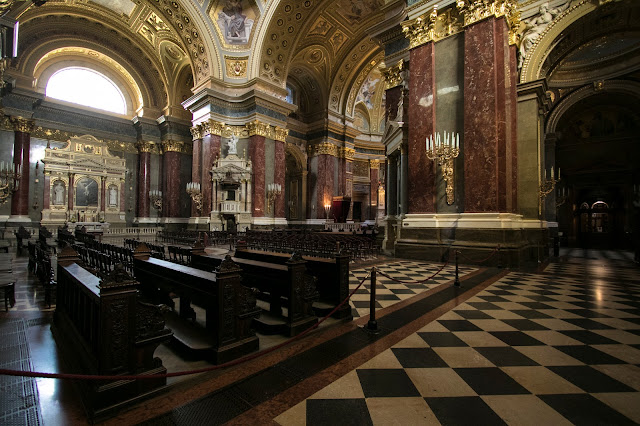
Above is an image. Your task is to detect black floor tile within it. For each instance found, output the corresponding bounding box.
[548,366,636,393]
[390,288,417,295]
[539,394,636,425]
[375,294,402,301]
[467,302,504,310]
[554,345,626,365]
[390,348,449,368]
[517,302,556,310]
[454,310,494,320]
[426,396,507,426]
[476,296,509,303]
[474,347,539,366]
[564,309,612,318]
[352,300,382,309]
[510,310,552,319]
[438,320,483,332]
[418,332,469,347]
[561,318,614,330]
[489,331,545,346]
[501,319,550,331]
[356,369,421,398]
[306,399,373,426]
[454,367,530,395]
[558,330,618,345]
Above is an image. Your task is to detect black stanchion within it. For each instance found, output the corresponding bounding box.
[366,266,379,333]
[454,251,461,287]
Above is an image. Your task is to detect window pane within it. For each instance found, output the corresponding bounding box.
[46,67,126,114]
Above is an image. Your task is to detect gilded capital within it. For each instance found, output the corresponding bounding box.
[135,140,155,153]
[162,139,184,153]
[246,120,271,138]
[370,159,381,169]
[207,119,225,136]
[274,126,288,142]
[11,117,35,133]
[457,0,520,44]
[341,147,356,160]
[308,142,339,158]
[402,5,439,49]
[190,125,203,140]
[381,60,407,90]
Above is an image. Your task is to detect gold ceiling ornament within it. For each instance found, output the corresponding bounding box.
[456,0,520,44]
[381,60,407,90]
[161,139,184,153]
[10,117,35,134]
[135,140,155,153]
[308,142,339,158]
[225,56,248,79]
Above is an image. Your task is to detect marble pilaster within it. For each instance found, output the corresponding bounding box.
[191,137,202,217]
[100,176,106,213]
[463,17,515,212]
[68,173,75,211]
[43,172,50,209]
[162,140,183,218]
[369,163,379,220]
[249,135,265,217]
[509,44,518,212]
[136,143,152,219]
[408,42,436,213]
[274,140,285,218]
[10,118,34,217]
[317,154,335,219]
[387,155,397,216]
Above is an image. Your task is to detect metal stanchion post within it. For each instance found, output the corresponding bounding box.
[366,266,379,333]
[454,250,461,287]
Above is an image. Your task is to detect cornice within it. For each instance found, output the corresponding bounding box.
[190,119,288,142]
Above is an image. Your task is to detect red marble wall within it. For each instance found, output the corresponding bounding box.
[69,174,75,210]
[201,134,220,215]
[274,140,285,218]
[316,154,335,218]
[509,44,518,212]
[337,157,346,196]
[163,151,181,217]
[101,177,106,212]
[463,17,514,212]
[370,166,379,220]
[408,43,436,213]
[191,138,201,216]
[11,132,30,216]
[386,86,402,122]
[137,151,151,218]
[250,135,265,217]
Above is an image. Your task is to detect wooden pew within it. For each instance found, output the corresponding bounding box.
[190,247,319,337]
[233,246,352,320]
[133,243,261,363]
[52,247,172,421]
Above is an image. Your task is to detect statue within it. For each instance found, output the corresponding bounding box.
[518,1,571,69]
[53,181,65,205]
[109,186,118,207]
[228,134,238,155]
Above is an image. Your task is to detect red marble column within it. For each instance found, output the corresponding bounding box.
[163,146,181,218]
[274,140,286,218]
[408,42,436,213]
[120,179,125,213]
[369,165,379,220]
[249,135,265,217]
[463,17,514,212]
[337,156,346,196]
[100,177,106,213]
[43,173,50,209]
[136,142,152,218]
[68,173,75,211]
[191,137,202,216]
[509,44,519,212]
[316,154,335,218]
[201,134,221,216]
[10,122,32,217]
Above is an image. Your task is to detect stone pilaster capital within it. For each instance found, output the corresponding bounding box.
[162,139,184,153]
[341,147,356,160]
[135,140,155,153]
[11,117,35,133]
[307,142,339,158]
[370,159,381,169]
[246,120,271,138]
[381,60,408,90]
[274,126,288,142]
[402,5,440,49]
[457,0,520,44]
[190,125,203,140]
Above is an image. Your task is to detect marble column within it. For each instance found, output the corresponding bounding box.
[463,17,515,212]
[191,135,202,217]
[249,135,265,217]
[316,154,335,219]
[10,118,34,217]
[68,173,75,212]
[162,140,183,218]
[509,44,519,212]
[387,155,397,216]
[274,140,285,218]
[369,161,379,220]
[201,133,221,216]
[100,176,106,213]
[43,172,50,210]
[136,141,153,219]
[408,42,436,213]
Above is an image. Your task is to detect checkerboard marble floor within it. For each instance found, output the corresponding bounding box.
[349,261,478,318]
[276,259,640,425]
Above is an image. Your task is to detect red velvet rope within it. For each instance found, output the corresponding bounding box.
[0,271,373,381]
[456,245,500,264]
[376,257,450,285]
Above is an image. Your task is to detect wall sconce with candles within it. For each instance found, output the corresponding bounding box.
[324,203,331,222]
[426,132,460,205]
[266,183,282,214]
[186,182,203,215]
[556,185,568,209]
[0,161,21,205]
[539,166,560,216]
[149,189,163,212]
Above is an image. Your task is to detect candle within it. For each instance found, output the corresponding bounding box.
[558,168,561,179]
[456,133,459,149]
[551,167,554,179]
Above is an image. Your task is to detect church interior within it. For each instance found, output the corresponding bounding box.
[0,0,639,424]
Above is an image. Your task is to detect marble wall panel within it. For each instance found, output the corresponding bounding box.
[164,151,181,217]
[317,154,335,217]
[509,44,519,212]
[250,135,265,217]
[408,42,436,213]
[137,151,151,218]
[308,156,318,219]
[191,138,201,216]
[274,141,285,218]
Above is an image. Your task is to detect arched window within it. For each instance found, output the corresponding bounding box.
[46,67,127,115]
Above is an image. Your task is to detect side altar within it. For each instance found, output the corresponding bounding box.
[40,135,126,227]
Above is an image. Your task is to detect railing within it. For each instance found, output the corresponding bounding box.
[324,222,362,232]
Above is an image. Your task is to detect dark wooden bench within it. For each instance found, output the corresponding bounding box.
[14,226,31,254]
[234,247,352,320]
[133,243,261,363]
[190,247,319,337]
[52,247,172,421]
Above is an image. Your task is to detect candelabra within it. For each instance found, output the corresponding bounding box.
[266,183,281,214]
[426,132,460,205]
[0,161,21,205]
[149,189,163,211]
[556,186,568,209]
[186,182,203,215]
[538,167,560,216]
[324,203,331,222]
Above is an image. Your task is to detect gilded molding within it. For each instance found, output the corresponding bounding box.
[341,147,356,160]
[403,1,520,49]
[370,159,381,169]
[162,140,184,153]
[135,140,155,153]
[0,1,14,16]
[381,60,407,90]
[225,56,248,79]
[246,120,271,138]
[190,125,203,140]
[11,117,35,133]
[192,120,288,142]
[308,143,339,158]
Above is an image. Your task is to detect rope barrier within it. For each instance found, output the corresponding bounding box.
[456,245,501,264]
[0,270,372,382]
[376,257,450,285]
